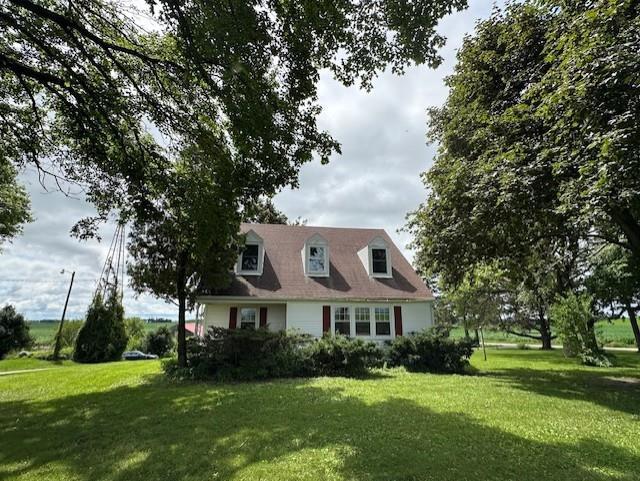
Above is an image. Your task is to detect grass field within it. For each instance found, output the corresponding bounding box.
[26,321,174,346]
[450,318,638,347]
[1,349,639,481]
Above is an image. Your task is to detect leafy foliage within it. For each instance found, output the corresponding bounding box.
[53,320,82,350]
[127,141,240,366]
[304,335,385,377]
[1,0,467,237]
[0,160,31,248]
[144,326,175,357]
[124,317,146,350]
[163,328,385,381]
[550,292,611,367]
[0,304,33,358]
[388,330,474,374]
[73,290,127,363]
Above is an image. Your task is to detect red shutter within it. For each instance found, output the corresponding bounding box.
[394,306,403,337]
[322,305,331,334]
[259,307,268,328]
[229,307,237,329]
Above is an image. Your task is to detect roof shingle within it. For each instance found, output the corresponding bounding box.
[206,223,433,301]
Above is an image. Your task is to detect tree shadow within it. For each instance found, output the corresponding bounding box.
[1,373,638,481]
[489,365,640,417]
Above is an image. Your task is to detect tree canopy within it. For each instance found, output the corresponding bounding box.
[408,1,640,352]
[1,0,468,238]
[409,1,640,286]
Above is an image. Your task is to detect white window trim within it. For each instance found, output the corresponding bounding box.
[302,234,330,277]
[236,230,265,276]
[370,246,391,278]
[239,307,258,329]
[357,236,392,279]
[331,304,394,340]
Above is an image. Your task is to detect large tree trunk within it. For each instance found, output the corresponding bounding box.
[625,303,640,353]
[609,207,640,259]
[177,252,188,368]
[539,314,553,350]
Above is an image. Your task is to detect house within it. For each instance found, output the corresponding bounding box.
[196,223,435,340]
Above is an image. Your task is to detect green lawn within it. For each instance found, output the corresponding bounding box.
[1,350,639,481]
[450,318,638,347]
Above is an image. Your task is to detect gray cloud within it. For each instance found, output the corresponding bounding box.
[0,1,500,319]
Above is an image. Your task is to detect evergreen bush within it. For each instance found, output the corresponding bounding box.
[73,290,127,363]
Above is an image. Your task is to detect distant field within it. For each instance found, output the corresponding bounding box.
[450,318,637,347]
[26,321,176,346]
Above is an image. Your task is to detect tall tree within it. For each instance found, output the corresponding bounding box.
[127,136,241,366]
[1,0,468,238]
[409,2,640,342]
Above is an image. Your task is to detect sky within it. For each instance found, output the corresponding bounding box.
[0,1,503,320]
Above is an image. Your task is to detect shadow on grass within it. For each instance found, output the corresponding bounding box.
[1,373,638,481]
[491,366,640,417]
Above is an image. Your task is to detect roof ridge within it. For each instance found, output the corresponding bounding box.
[241,223,387,232]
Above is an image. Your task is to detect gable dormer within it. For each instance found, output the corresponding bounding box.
[301,233,329,277]
[358,236,392,278]
[236,230,265,276]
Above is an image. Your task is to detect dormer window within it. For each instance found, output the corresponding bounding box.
[371,248,388,275]
[241,244,259,271]
[309,246,326,273]
[236,230,264,276]
[358,236,392,278]
[302,233,329,277]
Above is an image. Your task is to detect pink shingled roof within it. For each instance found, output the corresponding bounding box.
[204,223,433,301]
[184,322,204,336]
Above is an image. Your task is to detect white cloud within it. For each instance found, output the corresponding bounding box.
[0,0,501,319]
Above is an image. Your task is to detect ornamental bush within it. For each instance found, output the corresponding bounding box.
[0,304,33,359]
[163,327,385,381]
[73,290,127,363]
[388,330,474,374]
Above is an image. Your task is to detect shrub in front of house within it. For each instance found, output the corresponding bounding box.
[306,334,385,377]
[388,330,474,374]
[163,327,385,381]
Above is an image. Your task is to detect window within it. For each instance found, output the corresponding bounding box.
[355,307,371,336]
[375,307,391,336]
[334,306,350,336]
[308,246,326,273]
[240,308,257,329]
[372,248,388,274]
[241,244,259,272]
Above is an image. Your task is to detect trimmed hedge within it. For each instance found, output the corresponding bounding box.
[388,330,474,373]
[163,327,475,381]
[163,327,385,381]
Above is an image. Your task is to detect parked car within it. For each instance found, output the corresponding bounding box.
[122,350,159,361]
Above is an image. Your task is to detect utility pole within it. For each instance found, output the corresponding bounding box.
[53,270,75,360]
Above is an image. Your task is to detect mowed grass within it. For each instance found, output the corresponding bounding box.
[450,318,638,347]
[1,350,639,481]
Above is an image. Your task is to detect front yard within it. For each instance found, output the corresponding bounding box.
[1,350,639,481]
